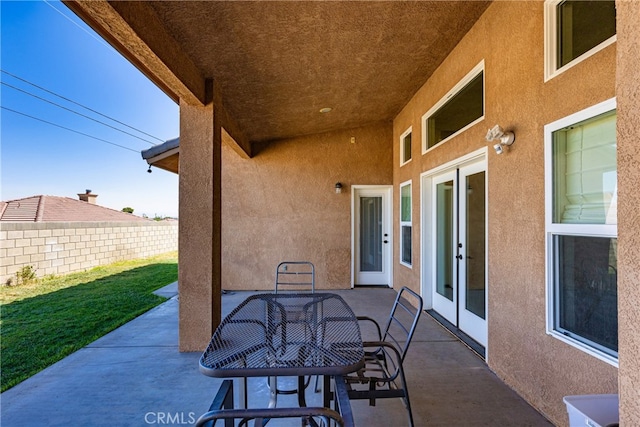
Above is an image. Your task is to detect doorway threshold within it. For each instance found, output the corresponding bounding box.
[426,309,485,359]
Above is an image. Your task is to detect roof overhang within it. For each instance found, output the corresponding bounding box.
[141,137,180,174]
[64,1,491,160]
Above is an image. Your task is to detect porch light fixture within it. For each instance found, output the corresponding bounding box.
[486,124,515,154]
[335,182,343,194]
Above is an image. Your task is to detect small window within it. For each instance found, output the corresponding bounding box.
[544,0,616,81]
[400,128,412,166]
[400,181,412,267]
[422,62,484,152]
[545,98,617,365]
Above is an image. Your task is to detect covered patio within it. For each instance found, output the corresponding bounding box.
[58,1,640,425]
[0,285,551,426]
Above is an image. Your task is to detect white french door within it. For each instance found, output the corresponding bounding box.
[429,159,487,347]
[432,170,458,323]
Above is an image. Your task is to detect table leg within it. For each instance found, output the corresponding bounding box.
[268,376,278,408]
[238,377,248,409]
[333,375,355,427]
[323,375,331,408]
[297,376,307,408]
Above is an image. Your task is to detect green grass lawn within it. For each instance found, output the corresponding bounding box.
[0,252,178,392]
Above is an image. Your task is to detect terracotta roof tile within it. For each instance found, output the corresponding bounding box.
[0,196,150,222]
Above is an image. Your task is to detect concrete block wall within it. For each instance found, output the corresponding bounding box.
[0,221,178,283]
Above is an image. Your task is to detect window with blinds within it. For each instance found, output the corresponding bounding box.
[545,99,618,365]
[553,110,617,224]
[400,181,412,267]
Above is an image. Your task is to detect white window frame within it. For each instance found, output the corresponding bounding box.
[544,97,618,367]
[400,127,412,167]
[400,180,412,268]
[421,60,484,154]
[544,0,617,82]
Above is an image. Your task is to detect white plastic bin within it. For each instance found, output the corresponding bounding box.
[563,394,619,427]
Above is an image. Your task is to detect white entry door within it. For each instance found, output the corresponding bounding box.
[430,160,487,347]
[353,187,392,286]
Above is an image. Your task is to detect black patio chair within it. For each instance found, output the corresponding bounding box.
[270,261,320,395]
[342,286,423,427]
[196,379,353,427]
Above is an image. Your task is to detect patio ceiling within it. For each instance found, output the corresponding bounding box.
[66,1,490,152]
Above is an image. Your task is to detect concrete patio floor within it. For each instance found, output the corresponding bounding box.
[1,284,553,426]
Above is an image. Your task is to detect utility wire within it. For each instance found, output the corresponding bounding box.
[1,69,165,143]
[2,106,139,153]
[43,0,113,52]
[2,82,158,146]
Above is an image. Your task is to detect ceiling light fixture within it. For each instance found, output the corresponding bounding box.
[319,107,333,114]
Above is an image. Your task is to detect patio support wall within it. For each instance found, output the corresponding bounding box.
[178,79,222,352]
[616,1,640,424]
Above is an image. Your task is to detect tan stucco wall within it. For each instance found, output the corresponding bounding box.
[393,2,619,425]
[0,221,177,283]
[616,1,640,425]
[221,122,392,291]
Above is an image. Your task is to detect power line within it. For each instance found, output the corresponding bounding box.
[43,0,113,52]
[0,69,166,143]
[2,106,140,153]
[2,81,158,146]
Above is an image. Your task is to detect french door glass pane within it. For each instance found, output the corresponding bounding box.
[436,180,454,300]
[360,197,382,272]
[465,172,485,319]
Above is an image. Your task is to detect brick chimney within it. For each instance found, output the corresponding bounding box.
[78,189,98,204]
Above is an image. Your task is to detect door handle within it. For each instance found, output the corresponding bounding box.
[384,240,389,244]
[456,254,463,260]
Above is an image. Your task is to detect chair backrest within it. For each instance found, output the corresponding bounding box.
[380,286,423,363]
[275,261,315,293]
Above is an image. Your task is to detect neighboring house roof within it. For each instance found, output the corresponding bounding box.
[0,196,150,222]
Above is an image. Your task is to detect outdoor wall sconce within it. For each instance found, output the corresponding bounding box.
[486,125,515,155]
[335,182,343,194]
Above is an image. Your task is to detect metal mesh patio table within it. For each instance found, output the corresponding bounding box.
[200,293,364,377]
[198,292,364,426]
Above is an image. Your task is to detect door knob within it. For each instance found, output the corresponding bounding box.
[456,254,463,260]
[384,240,389,244]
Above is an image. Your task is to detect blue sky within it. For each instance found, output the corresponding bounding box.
[1,0,180,218]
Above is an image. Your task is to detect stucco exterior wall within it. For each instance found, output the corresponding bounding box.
[615,1,640,425]
[221,121,392,291]
[0,221,178,283]
[393,2,618,425]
